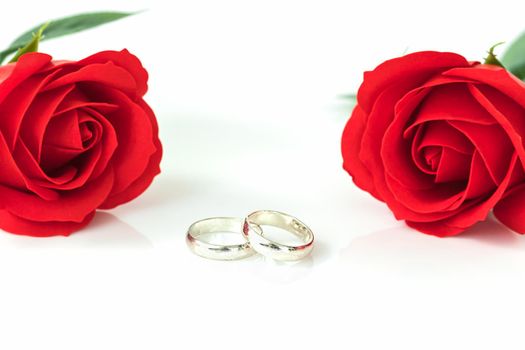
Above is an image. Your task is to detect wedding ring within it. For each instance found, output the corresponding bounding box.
[186,217,256,260]
[243,210,314,261]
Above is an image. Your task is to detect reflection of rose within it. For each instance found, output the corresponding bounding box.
[0,50,162,237]
[342,51,525,236]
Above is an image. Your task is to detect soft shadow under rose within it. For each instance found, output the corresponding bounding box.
[1,212,153,249]
[339,216,525,276]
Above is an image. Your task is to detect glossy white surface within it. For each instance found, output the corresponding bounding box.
[1,1,525,349]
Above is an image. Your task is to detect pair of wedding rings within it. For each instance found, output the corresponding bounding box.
[186,210,314,261]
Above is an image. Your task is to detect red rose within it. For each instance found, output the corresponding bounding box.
[0,50,162,237]
[341,51,525,236]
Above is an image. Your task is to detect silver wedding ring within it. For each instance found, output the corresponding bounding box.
[186,211,314,261]
[186,217,256,260]
[243,210,314,262]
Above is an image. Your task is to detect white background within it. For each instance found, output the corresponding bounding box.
[0,1,524,349]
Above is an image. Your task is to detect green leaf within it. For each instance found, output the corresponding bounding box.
[339,93,357,105]
[501,31,525,80]
[0,11,137,64]
[8,22,49,63]
[483,42,505,68]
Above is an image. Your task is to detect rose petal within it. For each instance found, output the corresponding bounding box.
[42,110,84,152]
[0,209,95,237]
[36,110,108,190]
[0,68,60,148]
[0,168,114,223]
[468,84,525,172]
[448,119,513,184]
[351,60,476,196]
[99,99,162,208]
[37,145,102,191]
[14,140,77,187]
[494,182,525,234]
[79,108,118,180]
[385,173,465,213]
[422,146,441,172]
[357,51,470,113]
[508,160,525,188]
[414,121,474,155]
[0,137,60,201]
[463,151,496,199]
[399,150,495,217]
[404,83,496,136]
[0,62,15,83]
[341,105,381,199]
[435,147,471,183]
[55,88,119,115]
[20,84,75,161]
[0,132,26,189]
[0,53,51,103]
[407,153,518,236]
[444,64,525,109]
[80,86,156,194]
[358,83,466,222]
[411,126,437,175]
[383,171,481,222]
[77,49,148,97]
[44,62,137,96]
[38,109,107,188]
[381,87,435,190]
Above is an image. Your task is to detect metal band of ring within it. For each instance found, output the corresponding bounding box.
[186,217,256,260]
[243,210,314,261]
